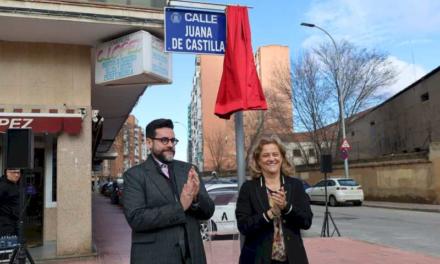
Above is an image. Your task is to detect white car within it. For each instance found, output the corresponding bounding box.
[306,178,364,206]
[200,183,238,240]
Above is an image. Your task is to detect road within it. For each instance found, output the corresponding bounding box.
[304,204,440,258]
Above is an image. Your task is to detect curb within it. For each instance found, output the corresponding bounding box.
[362,203,440,213]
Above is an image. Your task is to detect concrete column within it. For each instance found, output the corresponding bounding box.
[56,110,92,255]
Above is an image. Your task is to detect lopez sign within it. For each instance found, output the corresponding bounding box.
[165,7,226,54]
[0,114,82,135]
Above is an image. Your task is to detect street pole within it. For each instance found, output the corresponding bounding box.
[234,111,245,247]
[300,22,350,179]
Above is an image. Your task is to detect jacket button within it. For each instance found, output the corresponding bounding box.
[282,220,286,224]
[287,236,291,240]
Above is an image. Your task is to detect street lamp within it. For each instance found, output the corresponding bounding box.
[300,22,350,179]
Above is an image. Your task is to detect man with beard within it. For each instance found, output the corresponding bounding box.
[0,169,21,237]
[122,118,214,264]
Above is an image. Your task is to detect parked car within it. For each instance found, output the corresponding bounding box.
[306,178,364,206]
[302,180,311,191]
[101,181,115,197]
[99,181,111,195]
[204,176,237,187]
[110,178,124,205]
[109,178,124,204]
[200,183,238,241]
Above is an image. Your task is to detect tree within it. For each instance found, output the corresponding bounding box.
[315,40,397,157]
[205,128,229,173]
[273,40,396,162]
[243,63,294,166]
[276,51,337,163]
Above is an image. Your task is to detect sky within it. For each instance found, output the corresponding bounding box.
[132,0,440,161]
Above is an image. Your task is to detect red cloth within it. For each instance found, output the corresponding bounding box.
[214,6,267,119]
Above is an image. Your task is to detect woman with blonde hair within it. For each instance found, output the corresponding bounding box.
[235,136,313,264]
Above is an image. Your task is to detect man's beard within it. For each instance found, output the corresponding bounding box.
[154,148,175,163]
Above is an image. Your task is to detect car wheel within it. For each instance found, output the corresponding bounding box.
[200,221,211,241]
[329,196,338,207]
[354,201,362,206]
[307,194,313,204]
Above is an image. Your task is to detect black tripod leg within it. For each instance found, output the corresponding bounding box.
[328,213,341,237]
[25,248,35,264]
[9,247,18,264]
[320,212,329,237]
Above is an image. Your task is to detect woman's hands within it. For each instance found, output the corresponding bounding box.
[270,186,287,212]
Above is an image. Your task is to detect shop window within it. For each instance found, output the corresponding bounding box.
[308,149,316,157]
[293,149,302,157]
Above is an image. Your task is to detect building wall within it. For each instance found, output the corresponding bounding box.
[110,115,146,178]
[0,41,92,255]
[298,144,440,204]
[348,68,440,160]
[188,57,204,169]
[199,55,235,172]
[255,46,293,133]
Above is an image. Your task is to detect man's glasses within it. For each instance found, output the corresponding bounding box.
[151,137,179,146]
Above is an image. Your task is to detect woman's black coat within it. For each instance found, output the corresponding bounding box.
[235,176,313,264]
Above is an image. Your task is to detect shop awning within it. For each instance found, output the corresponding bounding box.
[0,113,83,135]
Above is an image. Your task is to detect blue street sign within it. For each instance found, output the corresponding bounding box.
[164,7,226,54]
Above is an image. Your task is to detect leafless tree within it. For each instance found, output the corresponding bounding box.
[271,40,396,162]
[205,128,228,173]
[315,40,397,157]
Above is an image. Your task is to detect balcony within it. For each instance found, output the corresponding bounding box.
[0,0,166,46]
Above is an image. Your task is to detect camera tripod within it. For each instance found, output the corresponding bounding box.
[320,172,341,237]
[9,170,35,264]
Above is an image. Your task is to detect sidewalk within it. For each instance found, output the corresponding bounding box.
[47,194,440,263]
[205,238,440,264]
[363,200,440,213]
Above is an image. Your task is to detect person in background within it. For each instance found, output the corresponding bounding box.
[0,169,21,237]
[122,118,215,264]
[235,136,313,264]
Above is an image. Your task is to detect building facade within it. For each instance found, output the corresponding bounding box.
[347,66,440,160]
[109,115,147,178]
[188,45,293,173]
[297,66,440,204]
[0,0,166,258]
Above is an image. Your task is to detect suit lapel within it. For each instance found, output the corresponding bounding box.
[282,175,292,202]
[170,161,187,195]
[255,177,270,210]
[144,157,175,202]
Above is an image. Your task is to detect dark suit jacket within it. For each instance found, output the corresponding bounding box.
[122,156,215,264]
[235,175,313,264]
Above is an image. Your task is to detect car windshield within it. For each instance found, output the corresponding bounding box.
[209,192,237,205]
[337,179,359,186]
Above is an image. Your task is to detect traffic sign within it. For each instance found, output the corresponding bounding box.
[164,7,226,54]
[340,149,348,160]
[340,138,351,150]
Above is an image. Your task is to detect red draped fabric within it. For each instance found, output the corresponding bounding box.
[214,6,267,119]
